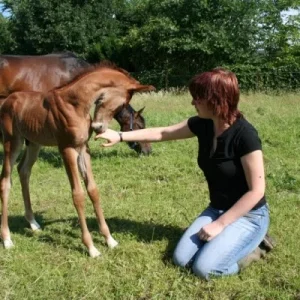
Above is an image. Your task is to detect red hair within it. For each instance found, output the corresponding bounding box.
[189,68,242,124]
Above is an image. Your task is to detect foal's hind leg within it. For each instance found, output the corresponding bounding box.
[0,137,23,248]
[78,145,118,249]
[60,146,101,257]
[17,143,41,231]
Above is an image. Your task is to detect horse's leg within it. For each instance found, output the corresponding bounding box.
[0,137,23,248]
[78,145,118,248]
[60,146,100,257]
[17,143,41,231]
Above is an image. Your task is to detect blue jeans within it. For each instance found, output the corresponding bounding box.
[173,204,269,279]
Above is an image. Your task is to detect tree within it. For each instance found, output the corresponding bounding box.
[0,0,122,58]
[115,0,299,88]
[256,1,300,66]
[117,1,268,70]
[0,13,15,53]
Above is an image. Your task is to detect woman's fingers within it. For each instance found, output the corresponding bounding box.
[101,142,114,147]
[94,129,120,146]
[198,229,209,241]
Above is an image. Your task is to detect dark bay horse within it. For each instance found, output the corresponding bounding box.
[0,52,152,155]
[0,62,155,257]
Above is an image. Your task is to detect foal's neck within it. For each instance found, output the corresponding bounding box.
[57,73,104,112]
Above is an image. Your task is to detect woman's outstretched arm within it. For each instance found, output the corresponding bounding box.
[95,119,195,147]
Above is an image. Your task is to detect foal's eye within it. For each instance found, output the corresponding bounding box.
[95,98,101,105]
[95,93,104,105]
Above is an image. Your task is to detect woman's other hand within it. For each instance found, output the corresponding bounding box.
[198,220,225,241]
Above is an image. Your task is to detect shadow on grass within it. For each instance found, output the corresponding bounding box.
[0,146,154,169]
[7,214,183,263]
[26,148,142,168]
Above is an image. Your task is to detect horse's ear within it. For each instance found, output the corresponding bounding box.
[136,106,145,116]
[130,84,155,93]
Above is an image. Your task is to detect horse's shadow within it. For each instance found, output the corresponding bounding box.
[7,213,184,263]
[0,146,151,169]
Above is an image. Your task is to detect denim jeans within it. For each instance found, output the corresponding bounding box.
[173,204,269,279]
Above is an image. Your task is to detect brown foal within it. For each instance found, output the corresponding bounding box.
[0,62,155,257]
[0,53,152,155]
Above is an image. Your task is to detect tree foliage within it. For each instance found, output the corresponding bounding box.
[0,13,15,53]
[0,0,122,58]
[0,0,299,90]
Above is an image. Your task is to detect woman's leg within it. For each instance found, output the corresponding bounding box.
[191,205,269,279]
[173,206,220,267]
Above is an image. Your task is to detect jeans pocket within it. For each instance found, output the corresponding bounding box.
[245,206,268,228]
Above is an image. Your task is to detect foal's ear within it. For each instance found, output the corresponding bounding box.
[130,84,156,93]
[136,106,145,115]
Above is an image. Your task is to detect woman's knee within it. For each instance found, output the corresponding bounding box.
[173,251,221,279]
[192,255,239,279]
[172,250,189,268]
[192,259,213,279]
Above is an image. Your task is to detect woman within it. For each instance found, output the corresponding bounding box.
[95,68,273,279]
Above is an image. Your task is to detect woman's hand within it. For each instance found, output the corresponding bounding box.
[95,129,121,147]
[198,220,225,241]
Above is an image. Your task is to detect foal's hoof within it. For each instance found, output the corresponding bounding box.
[28,219,41,231]
[88,246,101,258]
[3,239,14,249]
[107,236,118,249]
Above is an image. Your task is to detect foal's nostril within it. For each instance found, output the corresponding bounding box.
[91,122,104,134]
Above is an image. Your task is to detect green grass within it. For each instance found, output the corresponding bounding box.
[0,91,300,300]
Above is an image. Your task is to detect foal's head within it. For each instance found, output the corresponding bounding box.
[90,64,155,134]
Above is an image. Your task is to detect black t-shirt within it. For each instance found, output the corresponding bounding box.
[188,116,266,210]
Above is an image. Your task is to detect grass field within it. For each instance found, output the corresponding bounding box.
[0,91,299,300]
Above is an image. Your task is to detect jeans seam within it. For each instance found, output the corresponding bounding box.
[210,210,268,275]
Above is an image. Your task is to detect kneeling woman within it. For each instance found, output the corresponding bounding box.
[96,68,271,279]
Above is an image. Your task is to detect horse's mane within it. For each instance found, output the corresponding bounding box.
[54,60,134,91]
[47,51,79,58]
[96,60,132,79]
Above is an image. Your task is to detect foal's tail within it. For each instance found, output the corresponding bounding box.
[77,151,87,180]
[0,97,6,144]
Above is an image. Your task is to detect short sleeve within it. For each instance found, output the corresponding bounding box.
[236,126,262,157]
[187,116,210,137]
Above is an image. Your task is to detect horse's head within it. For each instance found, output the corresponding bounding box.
[114,105,152,155]
[90,65,155,134]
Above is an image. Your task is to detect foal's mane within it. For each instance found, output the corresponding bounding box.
[55,61,134,91]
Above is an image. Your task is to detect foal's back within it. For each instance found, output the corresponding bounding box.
[0,91,61,146]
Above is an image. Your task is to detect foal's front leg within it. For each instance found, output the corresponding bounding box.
[60,146,100,257]
[0,137,23,248]
[78,144,118,249]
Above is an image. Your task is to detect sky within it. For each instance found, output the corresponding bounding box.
[281,8,299,23]
[0,4,299,19]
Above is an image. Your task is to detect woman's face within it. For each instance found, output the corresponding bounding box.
[191,98,212,119]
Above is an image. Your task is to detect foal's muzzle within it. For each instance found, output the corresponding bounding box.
[91,122,105,134]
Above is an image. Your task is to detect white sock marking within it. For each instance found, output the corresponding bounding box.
[107,236,118,249]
